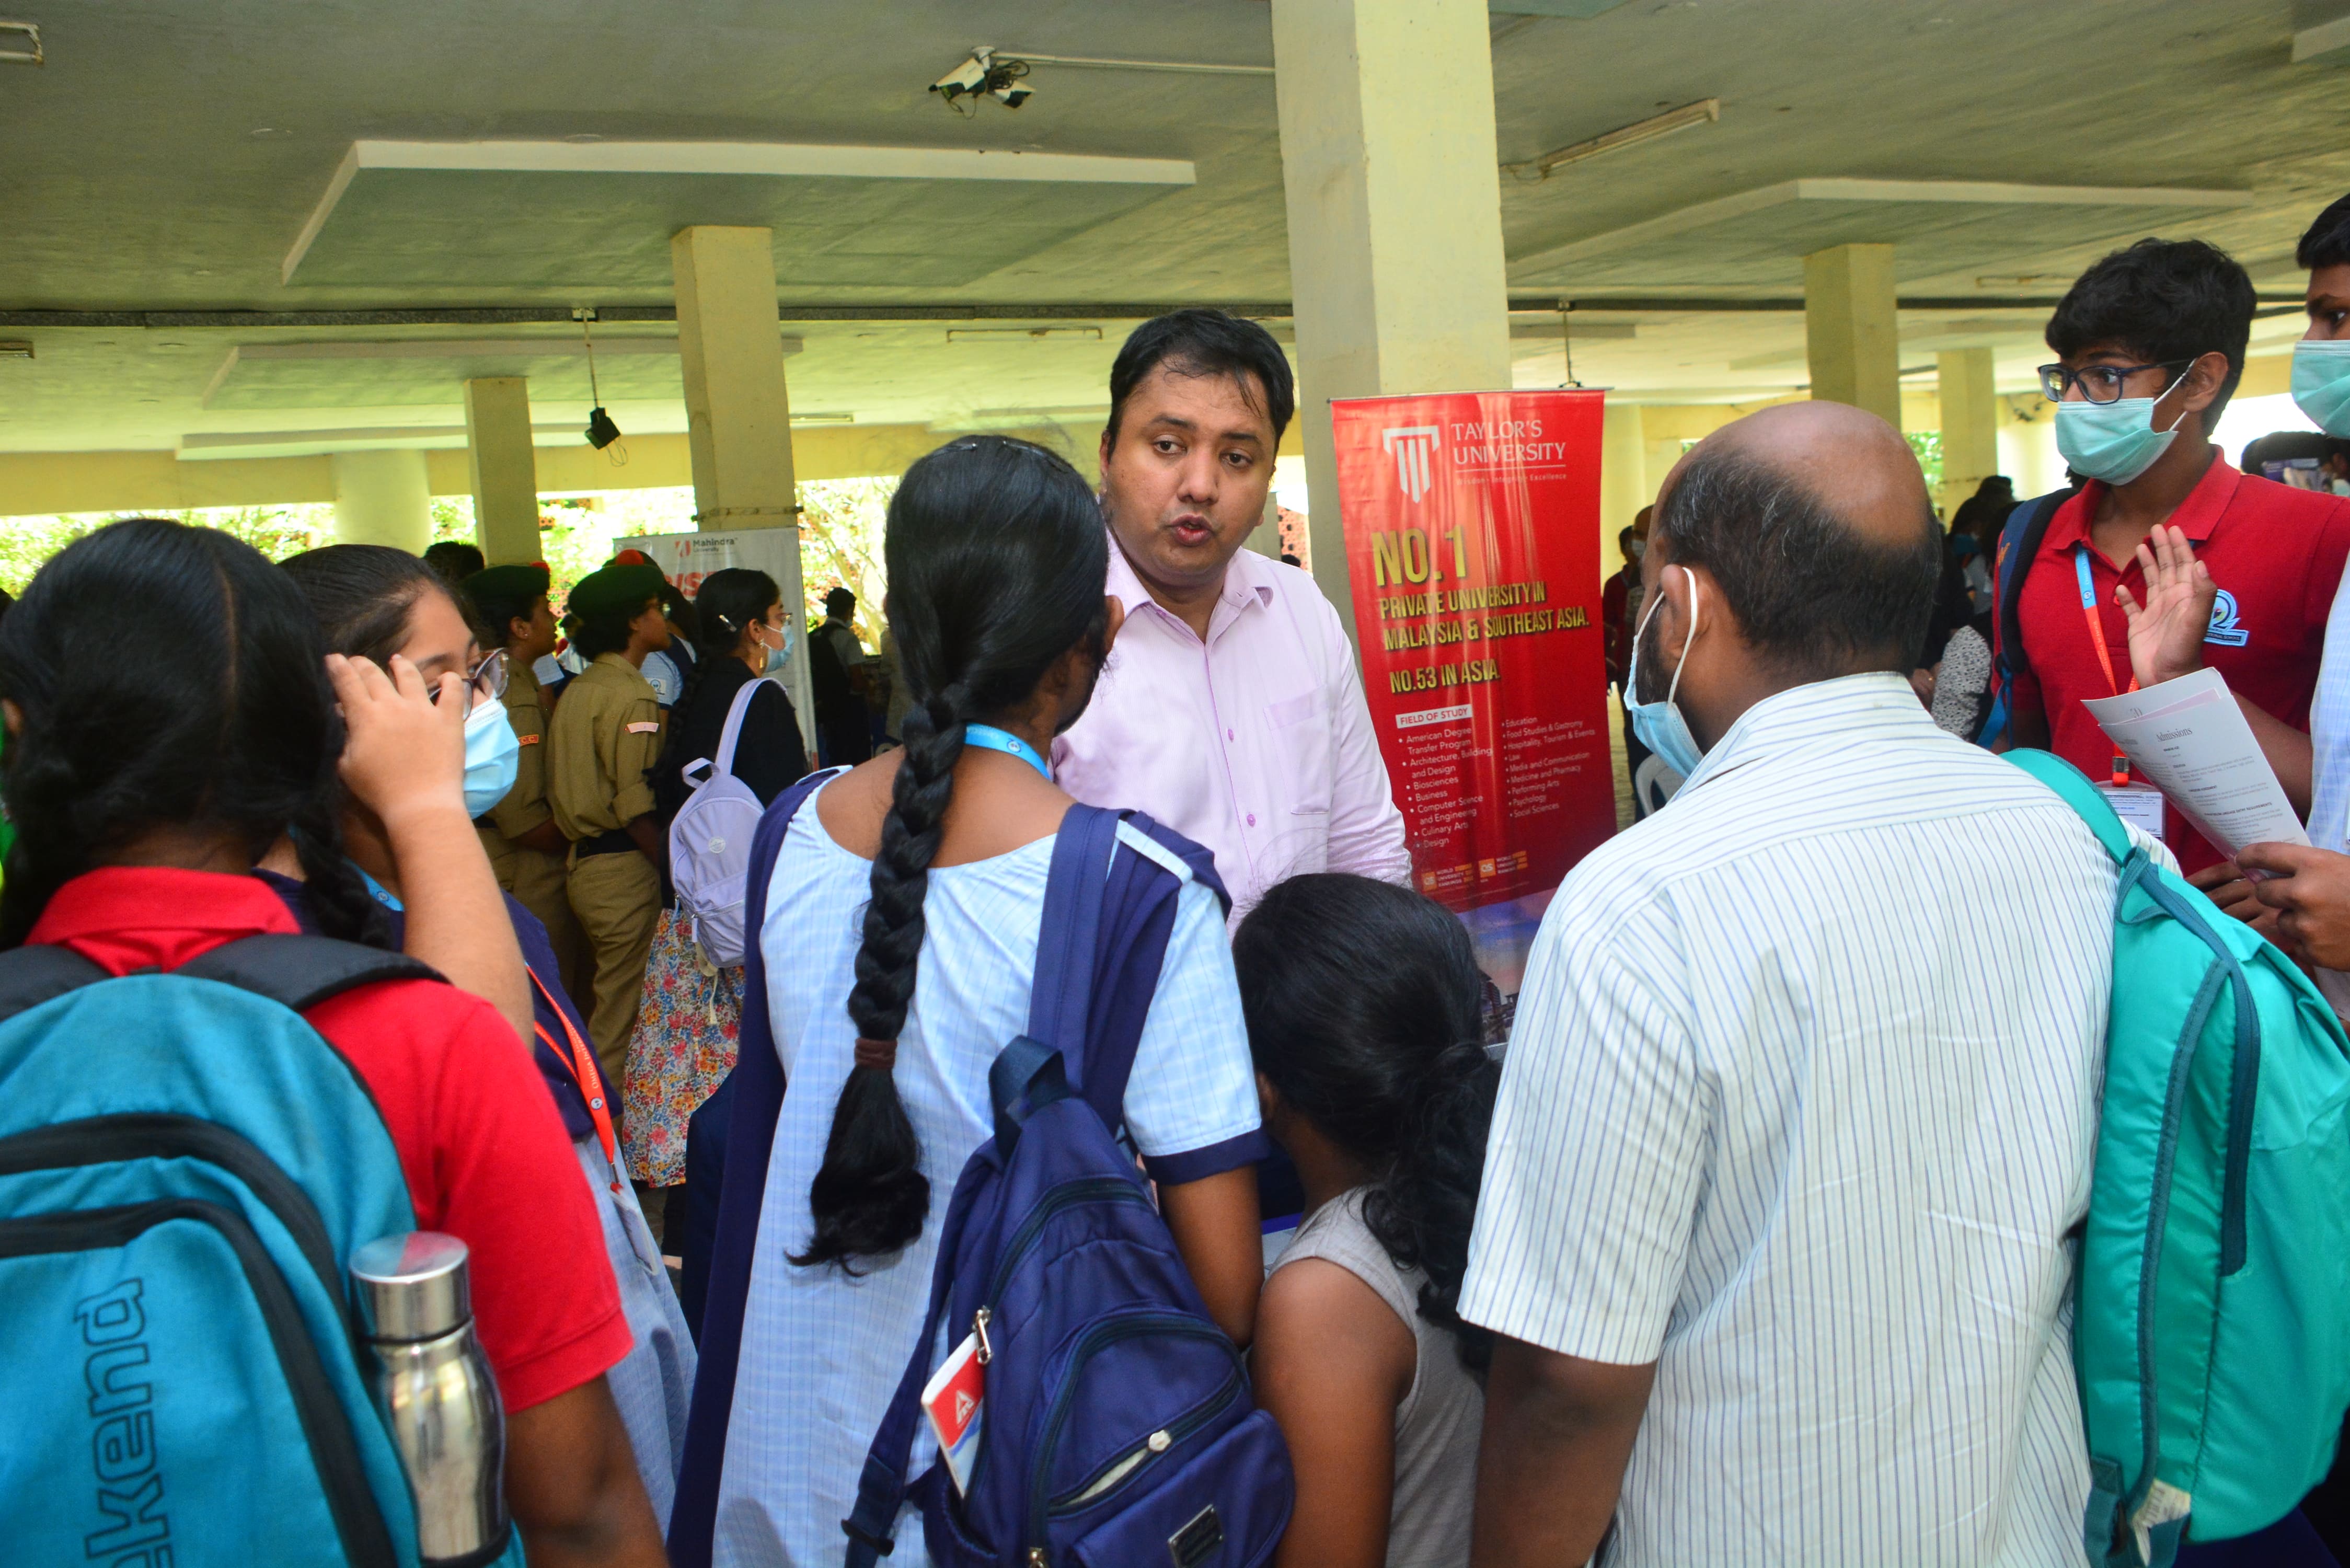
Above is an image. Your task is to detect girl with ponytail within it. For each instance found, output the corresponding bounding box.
[1232,873,1501,1568]
[709,436,1269,1565]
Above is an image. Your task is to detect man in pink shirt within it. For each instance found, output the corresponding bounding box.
[1053,309,1410,915]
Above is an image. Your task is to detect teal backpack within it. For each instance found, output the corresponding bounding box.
[2009,751,2350,1565]
[0,933,529,1567]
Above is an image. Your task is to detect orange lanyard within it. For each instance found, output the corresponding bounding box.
[531,969,620,1190]
[2075,546,2136,786]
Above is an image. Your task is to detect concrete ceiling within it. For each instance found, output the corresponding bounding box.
[3,0,2348,456]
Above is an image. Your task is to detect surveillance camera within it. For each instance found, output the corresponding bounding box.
[930,47,994,102]
[990,77,1032,108]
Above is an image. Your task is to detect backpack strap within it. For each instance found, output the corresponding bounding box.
[2009,743,2263,1264]
[710,676,764,782]
[667,765,845,1568]
[177,934,441,1012]
[2005,747,2134,863]
[839,807,1223,1568]
[0,943,109,1024]
[1982,489,2075,745]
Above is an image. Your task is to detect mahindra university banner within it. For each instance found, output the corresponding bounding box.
[616,528,816,754]
[1330,389,1615,1007]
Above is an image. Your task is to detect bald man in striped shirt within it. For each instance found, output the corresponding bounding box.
[1464,403,2152,1567]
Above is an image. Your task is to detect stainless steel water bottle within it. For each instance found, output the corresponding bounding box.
[351,1231,511,1567]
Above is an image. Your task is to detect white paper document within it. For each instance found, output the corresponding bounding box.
[2080,667,2308,859]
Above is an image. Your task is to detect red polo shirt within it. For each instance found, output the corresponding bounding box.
[27,867,631,1412]
[2000,455,2350,873]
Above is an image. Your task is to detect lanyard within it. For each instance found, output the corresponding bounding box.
[2073,546,2137,786]
[963,723,1053,780]
[531,969,620,1187]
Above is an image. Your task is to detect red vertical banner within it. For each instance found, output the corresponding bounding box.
[1331,389,1615,1009]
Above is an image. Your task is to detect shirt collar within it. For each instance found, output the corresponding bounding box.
[1677,672,1938,795]
[2044,450,2241,555]
[1103,532,1274,634]
[28,867,301,969]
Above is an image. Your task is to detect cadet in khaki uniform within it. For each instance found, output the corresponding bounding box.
[546,562,672,1096]
[460,563,594,1009]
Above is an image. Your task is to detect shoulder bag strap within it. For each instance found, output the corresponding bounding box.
[0,943,109,1025]
[711,676,764,781]
[1994,489,2074,692]
[178,933,441,1011]
[667,765,843,1568]
[2003,747,2132,864]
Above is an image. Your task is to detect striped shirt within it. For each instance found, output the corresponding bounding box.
[1460,673,2153,1567]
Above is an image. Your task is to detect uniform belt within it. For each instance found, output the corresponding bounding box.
[574,828,639,859]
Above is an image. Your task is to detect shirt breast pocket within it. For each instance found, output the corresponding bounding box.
[1260,690,1335,877]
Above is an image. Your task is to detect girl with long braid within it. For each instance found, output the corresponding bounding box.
[708,436,1268,1566]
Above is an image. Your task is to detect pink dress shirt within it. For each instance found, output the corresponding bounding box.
[1054,537,1410,917]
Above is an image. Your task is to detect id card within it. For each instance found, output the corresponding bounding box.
[2097,783,2168,844]
[921,1331,986,1495]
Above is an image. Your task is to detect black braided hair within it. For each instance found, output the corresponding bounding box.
[1231,874,1501,1372]
[790,434,1110,1272]
[0,520,388,949]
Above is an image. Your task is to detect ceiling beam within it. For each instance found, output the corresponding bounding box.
[282,139,1199,283]
[2292,14,2350,65]
[1509,177,2259,278]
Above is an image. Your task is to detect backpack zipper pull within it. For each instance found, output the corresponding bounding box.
[975,1306,994,1366]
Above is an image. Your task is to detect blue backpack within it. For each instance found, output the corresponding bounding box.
[2009,752,2350,1563]
[0,933,527,1568]
[670,774,1294,1568]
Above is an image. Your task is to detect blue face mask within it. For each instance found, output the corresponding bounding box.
[759,620,794,675]
[2054,365,2193,486]
[1624,565,1707,781]
[2293,339,2350,437]
[462,691,521,817]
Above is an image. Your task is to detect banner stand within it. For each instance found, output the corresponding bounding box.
[616,529,817,755]
[1330,390,1617,1024]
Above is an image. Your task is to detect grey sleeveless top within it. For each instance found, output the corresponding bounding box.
[1272,1187,1483,1568]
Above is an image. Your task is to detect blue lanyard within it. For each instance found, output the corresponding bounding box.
[352,862,405,912]
[963,723,1052,780]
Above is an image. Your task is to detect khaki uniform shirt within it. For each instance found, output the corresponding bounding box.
[484,661,554,838]
[546,653,665,842]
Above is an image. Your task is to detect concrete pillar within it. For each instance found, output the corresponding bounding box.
[1272,0,1513,638]
[671,224,814,749]
[671,225,799,532]
[1999,397,2064,499]
[330,449,432,553]
[1937,347,1999,518]
[464,377,541,565]
[1804,244,1900,428]
[1599,403,1647,579]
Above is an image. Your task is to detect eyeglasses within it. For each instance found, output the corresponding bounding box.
[427,649,508,708]
[2037,360,2193,405]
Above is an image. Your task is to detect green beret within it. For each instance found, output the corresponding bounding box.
[460,563,550,603]
[567,562,666,620]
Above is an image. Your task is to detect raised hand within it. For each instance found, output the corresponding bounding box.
[2115,524,2215,689]
[327,651,469,831]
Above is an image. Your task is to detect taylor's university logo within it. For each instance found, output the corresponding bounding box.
[2205,589,2250,648]
[1382,425,1442,503]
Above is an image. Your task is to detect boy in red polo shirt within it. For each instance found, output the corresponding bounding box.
[2000,237,2350,877]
